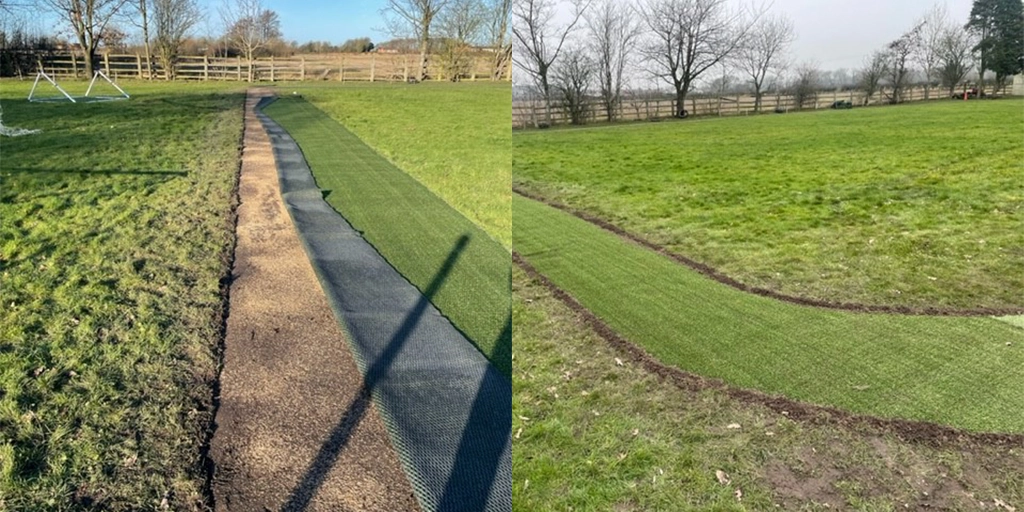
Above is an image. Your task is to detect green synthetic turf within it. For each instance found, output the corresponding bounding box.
[263,97,511,376]
[513,99,1024,310]
[294,82,511,248]
[514,194,1024,433]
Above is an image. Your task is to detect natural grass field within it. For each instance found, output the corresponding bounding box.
[512,264,1024,511]
[263,94,511,376]
[0,81,243,509]
[513,99,1024,310]
[514,194,1024,433]
[292,81,511,247]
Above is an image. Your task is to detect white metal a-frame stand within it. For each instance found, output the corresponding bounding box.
[27,70,75,102]
[28,70,130,103]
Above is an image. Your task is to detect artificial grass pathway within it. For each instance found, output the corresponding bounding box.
[513,194,1024,434]
[262,97,510,376]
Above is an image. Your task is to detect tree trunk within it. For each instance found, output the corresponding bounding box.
[492,46,510,81]
[754,88,762,112]
[418,26,430,81]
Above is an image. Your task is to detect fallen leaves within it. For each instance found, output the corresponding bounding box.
[715,470,730,485]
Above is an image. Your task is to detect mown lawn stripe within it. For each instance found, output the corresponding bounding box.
[514,193,1024,433]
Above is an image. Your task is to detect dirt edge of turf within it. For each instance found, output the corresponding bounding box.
[513,188,1024,317]
[513,252,1024,447]
[200,95,246,511]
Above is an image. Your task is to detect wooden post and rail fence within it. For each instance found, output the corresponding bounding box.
[512,84,1010,128]
[5,50,512,83]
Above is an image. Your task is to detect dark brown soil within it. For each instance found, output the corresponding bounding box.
[513,252,1024,448]
[513,187,1024,317]
[209,89,420,512]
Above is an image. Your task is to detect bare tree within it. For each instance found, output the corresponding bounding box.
[859,50,887,104]
[486,0,511,80]
[553,45,593,124]
[884,22,922,103]
[124,0,153,79]
[737,11,794,112]
[638,0,755,118]
[512,0,591,125]
[790,61,818,109]
[382,0,448,81]
[39,0,130,76]
[916,3,948,99]
[437,0,485,81]
[152,0,200,79]
[585,0,641,121]
[221,0,279,82]
[937,25,974,96]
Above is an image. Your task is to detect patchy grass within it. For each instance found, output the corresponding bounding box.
[0,81,243,510]
[513,99,1024,310]
[262,96,510,376]
[514,194,1024,433]
[512,264,1024,511]
[293,81,511,247]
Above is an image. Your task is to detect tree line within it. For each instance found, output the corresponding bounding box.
[1,0,512,81]
[513,0,1024,126]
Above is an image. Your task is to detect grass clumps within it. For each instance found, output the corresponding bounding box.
[0,81,243,510]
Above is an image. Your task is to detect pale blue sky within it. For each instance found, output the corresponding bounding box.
[11,0,395,46]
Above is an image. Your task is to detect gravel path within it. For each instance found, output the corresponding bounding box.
[209,89,419,512]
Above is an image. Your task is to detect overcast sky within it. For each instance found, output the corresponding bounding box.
[780,0,973,70]
[513,0,977,86]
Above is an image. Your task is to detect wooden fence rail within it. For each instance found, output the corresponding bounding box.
[513,84,1007,128]
[6,50,511,82]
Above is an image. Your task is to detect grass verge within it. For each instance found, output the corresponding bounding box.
[513,99,1024,310]
[512,264,1024,511]
[291,82,511,247]
[262,96,511,376]
[514,193,1024,433]
[0,81,243,509]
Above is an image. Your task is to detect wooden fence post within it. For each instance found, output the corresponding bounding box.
[300,57,305,81]
[203,55,209,81]
[403,56,409,82]
[237,56,242,81]
[103,52,110,76]
[370,54,375,82]
[136,53,143,79]
[339,56,345,81]
[270,56,275,82]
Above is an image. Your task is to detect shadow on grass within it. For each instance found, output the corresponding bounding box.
[282,235,509,511]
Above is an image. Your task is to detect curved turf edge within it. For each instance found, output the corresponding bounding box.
[514,193,1024,434]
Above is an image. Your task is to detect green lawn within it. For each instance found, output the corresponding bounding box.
[263,94,511,376]
[513,99,1024,310]
[293,81,511,247]
[514,194,1024,433]
[512,263,1024,511]
[0,81,243,510]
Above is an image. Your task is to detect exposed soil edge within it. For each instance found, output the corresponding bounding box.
[200,94,246,510]
[514,187,1024,317]
[513,252,1024,448]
